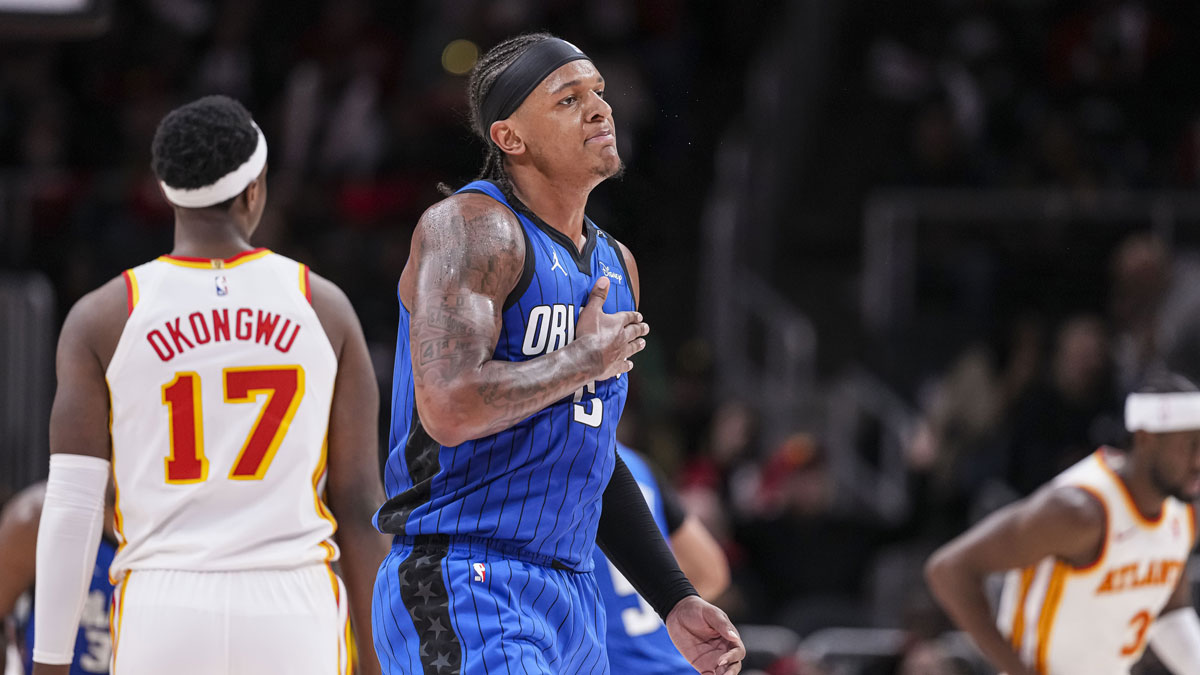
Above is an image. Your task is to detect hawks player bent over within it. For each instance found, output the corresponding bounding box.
[32,95,389,675]
[927,375,1200,675]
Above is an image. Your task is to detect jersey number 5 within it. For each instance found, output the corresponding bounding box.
[607,559,662,636]
[572,380,603,427]
[162,366,305,484]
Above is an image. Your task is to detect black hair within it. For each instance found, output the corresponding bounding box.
[1134,369,1200,395]
[151,95,258,210]
[455,32,556,197]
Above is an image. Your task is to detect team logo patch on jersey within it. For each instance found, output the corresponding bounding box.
[598,261,623,284]
[472,562,487,583]
[215,275,229,296]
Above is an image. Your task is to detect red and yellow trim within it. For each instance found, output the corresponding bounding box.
[299,263,312,304]
[1188,503,1197,550]
[1010,566,1036,652]
[324,565,351,675]
[1097,450,1166,528]
[105,379,127,581]
[157,247,271,270]
[109,571,130,670]
[312,436,339,561]
[1034,562,1069,674]
[344,616,356,675]
[121,269,140,315]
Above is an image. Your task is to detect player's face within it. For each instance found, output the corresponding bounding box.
[1148,429,1200,501]
[514,59,621,183]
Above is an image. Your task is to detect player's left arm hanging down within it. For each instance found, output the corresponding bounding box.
[308,272,391,675]
[1147,509,1200,674]
[33,277,127,675]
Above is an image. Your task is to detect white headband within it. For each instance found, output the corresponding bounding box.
[160,123,267,208]
[1125,392,1200,433]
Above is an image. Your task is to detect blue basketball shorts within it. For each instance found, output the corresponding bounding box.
[372,536,609,674]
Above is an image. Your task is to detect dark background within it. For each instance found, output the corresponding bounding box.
[5,1,1200,673]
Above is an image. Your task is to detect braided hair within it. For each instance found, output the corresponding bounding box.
[461,32,556,196]
[151,95,258,210]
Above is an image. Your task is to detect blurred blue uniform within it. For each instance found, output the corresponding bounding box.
[20,537,117,675]
[373,180,636,674]
[592,445,694,674]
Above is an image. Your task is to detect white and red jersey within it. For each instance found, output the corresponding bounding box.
[996,448,1196,675]
[105,249,339,579]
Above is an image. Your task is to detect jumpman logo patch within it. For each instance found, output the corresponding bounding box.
[550,251,568,277]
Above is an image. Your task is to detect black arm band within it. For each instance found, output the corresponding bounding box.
[597,453,698,619]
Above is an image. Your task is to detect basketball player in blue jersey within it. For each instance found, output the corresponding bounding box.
[373,33,745,674]
[594,444,730,674]
[0,482,116,675]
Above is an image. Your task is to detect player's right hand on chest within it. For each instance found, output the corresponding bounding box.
[576,277,648,380]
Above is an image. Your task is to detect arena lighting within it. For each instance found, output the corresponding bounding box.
[442,39,480,76]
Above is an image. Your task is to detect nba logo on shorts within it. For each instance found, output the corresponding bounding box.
[472,562,487,583]
[215,276,229,296]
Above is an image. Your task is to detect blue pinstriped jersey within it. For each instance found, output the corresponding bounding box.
[593,445,694,674]
[375,180,635,570]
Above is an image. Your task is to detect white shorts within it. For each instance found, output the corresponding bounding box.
[110,565,350,675]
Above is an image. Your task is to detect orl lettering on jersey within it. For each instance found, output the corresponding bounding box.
[145,307,302,361]
[521,304,577,356]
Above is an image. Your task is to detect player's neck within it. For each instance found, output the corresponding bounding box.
[171,211,256,259]
[1116,455,1167,520]
[508,172,592,250]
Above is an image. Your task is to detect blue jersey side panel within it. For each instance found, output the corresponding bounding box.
[23,537,117,675]
[592,446,694,674]
[375,180,634,570]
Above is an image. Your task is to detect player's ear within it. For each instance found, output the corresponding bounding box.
[242,164,268,211]
[490,120,525,157]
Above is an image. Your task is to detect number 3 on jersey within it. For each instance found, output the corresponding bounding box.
[162,366,304,484]
[1120,609,1152,657]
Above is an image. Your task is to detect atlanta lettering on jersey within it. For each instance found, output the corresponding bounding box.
[145,307,302,362]
[1095,558,1186,594]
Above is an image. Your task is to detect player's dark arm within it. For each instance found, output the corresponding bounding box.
[33,279,125,675]
[1147,506,1200,673]
[653,462,730,600]
[0,483,46,673]
[924,487,1106,675]
[401,194,647,446]
[599,456,744,675]
[670,518,729,601]
[309,274,391,675]
[0,484,43,620]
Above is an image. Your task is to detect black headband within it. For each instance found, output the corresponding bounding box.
[478,38,591,138]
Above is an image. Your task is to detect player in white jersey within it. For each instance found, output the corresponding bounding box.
[31,95,390,675]
[926,374,1200,675]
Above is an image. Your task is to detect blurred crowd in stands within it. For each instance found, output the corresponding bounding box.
[5,1,1200,673]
